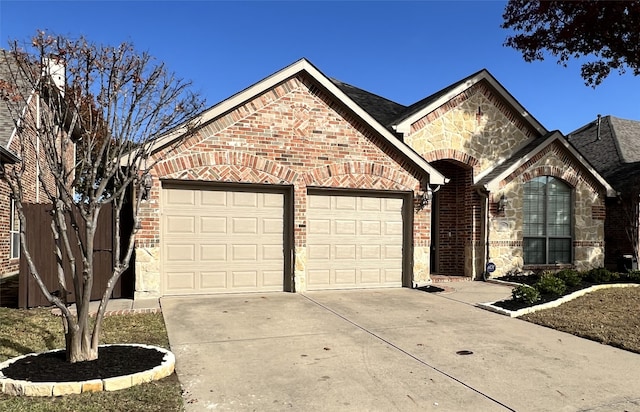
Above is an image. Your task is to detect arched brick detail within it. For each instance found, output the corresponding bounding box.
[303,161,417,191]
[422,149,480,173]
[501,141,602,195]
[156,151,298,184]
[518,166,580,188]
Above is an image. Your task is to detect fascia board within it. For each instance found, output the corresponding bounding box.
[148,58,448,185]
[482,132,617,197]
[394,71,547,136]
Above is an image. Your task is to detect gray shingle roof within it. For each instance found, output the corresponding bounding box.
[0,50,33,152]
[330,78,407,129]
[569,115,640,190]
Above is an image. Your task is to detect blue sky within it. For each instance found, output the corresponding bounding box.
[1,1,638,134]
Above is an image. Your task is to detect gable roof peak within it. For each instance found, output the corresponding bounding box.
[391,68,547,137]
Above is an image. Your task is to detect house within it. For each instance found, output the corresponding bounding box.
[0,51,65,280]
[133,59,615,298]
[569,116,640,270]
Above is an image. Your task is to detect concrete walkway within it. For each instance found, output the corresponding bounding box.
[162,282,640,411]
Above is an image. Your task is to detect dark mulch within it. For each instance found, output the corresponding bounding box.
[491,272,640,311]
[1,345,165,382]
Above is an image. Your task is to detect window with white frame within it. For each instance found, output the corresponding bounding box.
[523,176,572,264]
[10,198,20,259]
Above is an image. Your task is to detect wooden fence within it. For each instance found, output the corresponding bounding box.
[19,203,134,308]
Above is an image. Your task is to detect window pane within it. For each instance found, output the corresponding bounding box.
[11,232,20,259]
[524,238,545,264]
[523,178,546,236]
[549,238,571,263]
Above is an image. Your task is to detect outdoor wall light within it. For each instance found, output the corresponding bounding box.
[415,187,433,211]
[141,173,153,201]
[497,194,508,212]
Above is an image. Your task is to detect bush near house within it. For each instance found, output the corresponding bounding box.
[498,268,640,310]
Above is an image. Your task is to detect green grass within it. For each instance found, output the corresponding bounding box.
[0,308,183,412]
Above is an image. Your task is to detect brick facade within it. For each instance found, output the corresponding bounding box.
[135,73,433,296]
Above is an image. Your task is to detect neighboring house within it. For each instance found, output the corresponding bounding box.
[133,59,615,298]
[0,52,64,279]
[569,116,640,270]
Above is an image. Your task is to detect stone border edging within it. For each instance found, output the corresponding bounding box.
[0,344,175,397]
[51,307,162,318]
[477,283,640,318]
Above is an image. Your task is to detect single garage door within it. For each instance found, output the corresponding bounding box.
[306,192,405,290]
[162,186,284,294]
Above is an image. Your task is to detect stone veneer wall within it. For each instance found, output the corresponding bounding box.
[488,142,606,277]
[134,74,433,297]
[404,79,606,278]
[405,81,540,279]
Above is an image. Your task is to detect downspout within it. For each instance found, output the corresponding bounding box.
[475,185,490,281]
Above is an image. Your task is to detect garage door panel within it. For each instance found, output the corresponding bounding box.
[335,269,356,284]
[165,271,196,292]
[232,271,258,287]
[360,197,382,211]
[361,269,381,284]
[308,244,330,259]
[233,192,258,207]
[166,244,195,262]
[263,218,283,234]
[166,216,195,234]
[361,245,381,259]
[307,193,404,290]
[200,272,227,289]
[335,220,356,235]
[232,217,258,234]
[201,190,227,206]
[262,245,283,260]
[232,244,258,261]
[163,187,284,295]
[201,217,227,233]
[166,189,195,206]
[262,271,283,287]
[200,244,227,261]
[385,221,403,235]
[308,219,330,235]
[263,193,284,208]
[335,245,356,259]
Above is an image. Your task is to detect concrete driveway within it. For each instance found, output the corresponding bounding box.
[161,282,640,411]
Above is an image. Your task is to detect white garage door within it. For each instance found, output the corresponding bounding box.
[306,193,404,290]
[162,187,284,295]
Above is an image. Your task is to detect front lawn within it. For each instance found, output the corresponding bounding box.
[521,287,640,354]
[0,308,183,412]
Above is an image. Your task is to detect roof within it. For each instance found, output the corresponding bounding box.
[569,115,640,190]
[476,130,616,197]
[151,58,448,185]
[390,69,548,136]
[330,79,406,129]
[0,49,35,153]
[0,52,17,149]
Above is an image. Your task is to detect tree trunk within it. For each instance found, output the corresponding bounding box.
[65,319,98,362]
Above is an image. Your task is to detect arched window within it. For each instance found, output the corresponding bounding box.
[523,176,572,264]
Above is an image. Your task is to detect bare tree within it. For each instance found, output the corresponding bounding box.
[0,31,203,362]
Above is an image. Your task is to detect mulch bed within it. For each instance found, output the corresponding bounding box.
[1,345,165,382]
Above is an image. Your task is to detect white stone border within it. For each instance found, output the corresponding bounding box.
[0,344,175,397]
[478,283,640,318]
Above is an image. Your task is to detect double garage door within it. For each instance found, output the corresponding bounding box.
[162,185,405,295]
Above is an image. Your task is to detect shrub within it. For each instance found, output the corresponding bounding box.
[554,269,581,288]
[584,267,613,284]
[623,270,640,283]
[535,274,566,297]
[512,284,541,304]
